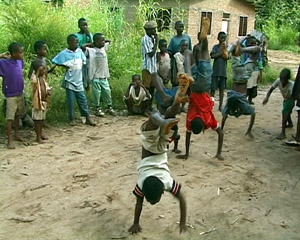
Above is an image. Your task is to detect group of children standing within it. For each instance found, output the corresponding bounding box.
[0,18,118,148]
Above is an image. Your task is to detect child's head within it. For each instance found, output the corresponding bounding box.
[179,39,188,53]
[191,117,204,134]
[158,39,167,53]
[32,59,46,76]
[144,21,157,36]
[280,68,291,86]
[142,176,164,205]
[175,21,184,34]
[217,31,226,43]
[8,42,24,60]
[78,18,88,33]
[67,34,78,51]
[93,33,105,48]
[132,74,141,87]
[34,40,47,57]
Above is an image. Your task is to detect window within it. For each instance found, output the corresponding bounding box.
[221,12,230,34]
[238,16,248,36]
[200,11,212,35]
[157,8,172,32]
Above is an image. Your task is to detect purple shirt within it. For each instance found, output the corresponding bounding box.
[0,59,24,97]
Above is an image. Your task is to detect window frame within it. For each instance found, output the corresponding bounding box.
[238,15,248,37]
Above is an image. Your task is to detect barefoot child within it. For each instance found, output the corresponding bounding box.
[210,31,229,111]
[85,33,116,116]
[124,74,151,115]
[263,68,294,139]
[30,60,51,143]
[0,42,26,149]
[177,19,224,160]
[128,80,192,234]
[221,36,261,137]
[51,34,95,126]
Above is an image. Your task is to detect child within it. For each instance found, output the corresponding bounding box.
[28,40,48,80]
[0,42,26,149]
[221,36,261,137]
[177,19,224,160]
[128,79,191,234]
[157,39,171,86]
[51,34,95,126]
[141,21,172,110]
[30,60,51,143]
[85,33,116,116]
[174,39,193,76]
[168,21,192,86]
[210,31,229,111]
[124,74,151,115]
[263,68,294,140]
[76,18,93,90]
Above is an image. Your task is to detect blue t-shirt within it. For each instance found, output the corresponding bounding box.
[52,48,86,92]
[167,34,192,57]
[0,59,24,97]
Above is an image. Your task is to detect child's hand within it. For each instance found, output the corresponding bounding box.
[128,223,142,234]
[262,98,268,105]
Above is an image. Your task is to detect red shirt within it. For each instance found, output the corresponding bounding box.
[186,92,218,132]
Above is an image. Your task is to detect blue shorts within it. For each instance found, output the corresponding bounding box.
[154,86,178,108]
[190,60,212,93]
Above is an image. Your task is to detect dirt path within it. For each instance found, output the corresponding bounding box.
[0,85,299,240]
[268,50,299,74]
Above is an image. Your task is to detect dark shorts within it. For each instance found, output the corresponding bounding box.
[211,76,227,91]
[222,90,255,118]
[246,86,257,99]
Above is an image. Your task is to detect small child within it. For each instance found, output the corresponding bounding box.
[51,34,95,126]
[85,33,116,116]
[222,36,261,137]
[168,21,192,85]
[28,40,48,80]
[177,19,224,160]
[128,80,192,234]
[210,31,229,111]
[76,18,93,90]
[0,42,26,149]
[263,68,294,140]
[30,60,51,143]
[157,39,171,86]
[124,74,151,115]
[174,39,193,76]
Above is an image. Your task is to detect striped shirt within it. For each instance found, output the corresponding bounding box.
[141,34,157,74]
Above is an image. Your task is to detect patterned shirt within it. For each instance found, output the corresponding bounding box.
[141,34,157,74]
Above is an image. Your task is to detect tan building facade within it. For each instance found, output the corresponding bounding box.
[122,0,255,47]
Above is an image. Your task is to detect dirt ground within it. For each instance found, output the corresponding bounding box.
[0,51,299,240]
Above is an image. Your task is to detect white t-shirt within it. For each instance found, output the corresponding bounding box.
[272,78,294,100]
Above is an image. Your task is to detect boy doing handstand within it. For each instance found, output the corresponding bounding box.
[263,68,294,139]
[0,42,26,149]
[222,36,261,137]
[30,60,51,143]
[128,76,192,234]
[177,18,224,160]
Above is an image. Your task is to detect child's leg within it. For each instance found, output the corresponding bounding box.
[14,115,22,141]
[150,73,172,106]
[215,127,224,160]
[91,79,102,108]
[286,114,293,128]
[199,38,210,60]
[296,110,300,142]
[6,120,14,149]
[219,77,226,111]
[199,17,210,41]
[41,120,48,140]
[75,91,96,126]
[277,100,295,139]
[99,79,112,108]
[145,110,178,135]
[66,89,76,121]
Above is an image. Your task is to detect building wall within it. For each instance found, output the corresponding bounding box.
[121,0,255,48]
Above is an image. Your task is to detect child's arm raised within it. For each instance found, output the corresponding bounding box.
[174,191,187,233]
[128,196,144,234]
[176,131,191,160]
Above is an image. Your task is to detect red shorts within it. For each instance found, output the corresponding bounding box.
[186,92,218,132]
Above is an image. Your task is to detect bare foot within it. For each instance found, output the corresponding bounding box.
[14,135,23,142]
[7,142,15,149]
[276,133,286,140]
[175,74,194,103]
[36,138,45,144]
[176,154,188,160]
[245,131,254,139]
[200,17,210,40]
[41,135,49,140]
[163,118,179,135]
[172,149,182,154]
